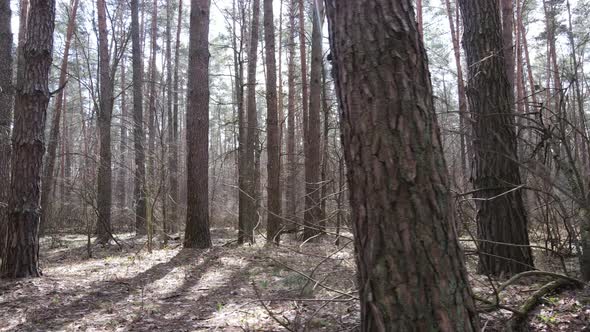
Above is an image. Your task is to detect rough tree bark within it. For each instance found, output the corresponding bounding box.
[303,0,323,240]
[1,0,56,278]
[239,0,260,245]
[40,0,79,233]
[0,0,14,259]
[184,0,212,249]
[96,0,114,244]
[264,0,281,244]
[132,0,147,235]
[458,0,534,276]
[325,0,480,330]
[501,0,515,93]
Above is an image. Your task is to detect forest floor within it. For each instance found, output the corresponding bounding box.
[0,228,589,331]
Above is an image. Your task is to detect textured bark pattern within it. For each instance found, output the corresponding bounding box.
[239,0,260,245]
[303,0,323,240]
[131,0,147,235]
[325,0,480,330]
[40,0,78,232]
[458,0,534,276]
[96,0,113,244]
[264,0,281,244]
[1,0,55,278]
[501,0,515,92]
[184,0,212,249]
[0,0,13,259]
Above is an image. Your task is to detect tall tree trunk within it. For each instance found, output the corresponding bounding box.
[416,0,423,40]
[132,0,147,235]
[1,0,56,278]
[40,0,79,233]
[325,1,480,330]
[239,0,260,244]
[117,56,128,210]
[184,0,212,249]
[147,0,158,191]
[444,0,469,179]
[458,0,534,276]
[501,0,515,93]
[303,0,323,240]
[235,0,246,243]
[170,0,182,234]
[264,0,281,244]
[298,0,308,231]
[165,0,174,234]
[96,0,114,244]
[285,0,297,233]
[0,0,14,259]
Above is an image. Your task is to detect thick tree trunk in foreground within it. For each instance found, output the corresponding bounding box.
[303,0,323,240]
[184,0,212,249]
[264,0,281,244]
[131,0,147,235]
[458,0,534,276]
[0,0,14,260]
[1,0,56,278]
[239,0,260,245]
[96,0,114,244]
[325,0,480,330]
[40,0,78,233]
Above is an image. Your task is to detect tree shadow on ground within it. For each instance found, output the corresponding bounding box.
[11,247,219,331]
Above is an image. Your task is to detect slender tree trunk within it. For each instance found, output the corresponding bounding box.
[0,0,14,259]
[285,0,297,233]
[515,0,525,118]
[40,0,79,233]
[566,0,589,167]
[184,0,212,249]
[96,0,114,244]
[303,0,323,240]
[117,56,128,210]
[416,0,423,40]
[298,0,308,231]
[132,0,148,235]
[164,0,173,235]
[170,0,182,234]
[444,0,469,179]
[320,61,329,225]
[148,0,158,190]
[501,0,515,93]
[1,0,56,278]
[234,0,246,243]
[240,0,260,245]
[264,0,281,244]
[325,1,480,330]
[458,0,534,276]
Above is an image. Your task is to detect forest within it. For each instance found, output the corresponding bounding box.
[1,0,590,330]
